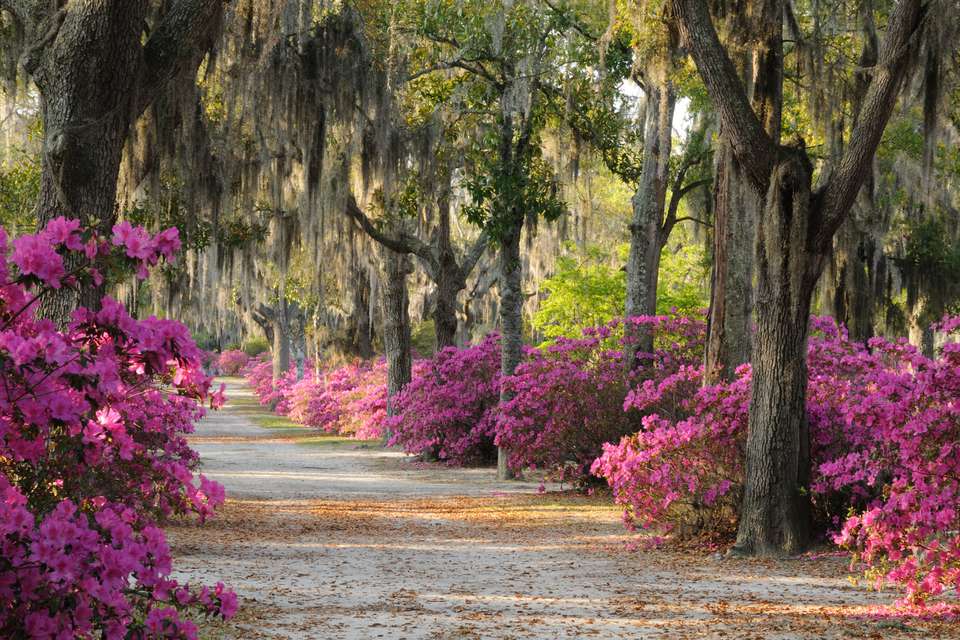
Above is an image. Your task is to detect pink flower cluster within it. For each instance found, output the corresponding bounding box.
[591,363,747,537]
[244,356,402,440]
[0,220,234,638]
[387,334,503,465]
[497,316,705,485]
[242,354,280,406]
[594,315,960,609]
[217,349,250,376]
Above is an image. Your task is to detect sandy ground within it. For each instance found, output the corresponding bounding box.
[167,379,960,639]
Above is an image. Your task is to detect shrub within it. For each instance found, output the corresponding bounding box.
[0,219,235,637]
[218,349,250,375]
[242,353,291,407]
[497,315,706,485]
[592,364,747,538]
[813,317,960,607]
[283,361,368,434]
[594,315,960,609]
[388,334,502,465]
[241,336,270,357]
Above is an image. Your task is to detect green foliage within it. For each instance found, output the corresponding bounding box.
[125,175,212,251]
[411,319,437,356]
[533,244,626,341]
[657,241,710,316]
[0,156,39,234]
[898,216,960,310]
[216,213,268,250]
[0,116,41,235]
[463,150,565,242]
[561,77,644,184]
[190,329,220,352]
[878,116,924,163]
[397,0,594,244]
[241,337,270,357]
[533,238,708,342]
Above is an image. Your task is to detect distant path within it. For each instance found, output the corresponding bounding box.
[167,378,957,639]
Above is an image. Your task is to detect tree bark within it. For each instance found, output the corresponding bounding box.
[344,194,485,353]
[271,298,291,384]
[705,141,756,381]
[380,246,413,421]
[625,60,675,368]
[732,151,816,555]
[433,188,463,350]
[704,0,781,382]
[497,221,523,480]
[351,267,374,359]
[15,0,223,324]
[434,264,461,350]
[674,0,927,556]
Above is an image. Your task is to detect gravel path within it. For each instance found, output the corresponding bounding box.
[167,379,959,639]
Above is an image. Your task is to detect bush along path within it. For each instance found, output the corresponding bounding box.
[167,378,960,640]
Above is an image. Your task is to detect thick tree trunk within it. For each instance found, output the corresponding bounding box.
[733,151,817,556]
[675,0,926,558]
[380,247,413,421]
[16,1,223,324]
[497,221,524,480]
[625,63,674,368]
[30,7,145,323]
[704,142,756,381]
[704,0,782,382]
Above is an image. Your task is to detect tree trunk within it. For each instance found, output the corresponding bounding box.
[271,298,291,383]
[497,221,523,480]
[350,267,374,358]
[674,0,926,558]
[733,151,816,556]
[380,247,413,422]
[704,0,782,382]
[434,189,462,350]
[18,1,222,324]
[821,208,876,342]
[31,8,145,323]
[434,266,460,350]
[625,61,675,369]
[704,141,756,381]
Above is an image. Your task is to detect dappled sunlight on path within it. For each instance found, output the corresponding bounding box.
[167,379,959,639]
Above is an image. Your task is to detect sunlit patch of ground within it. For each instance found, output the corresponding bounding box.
[168,379,960,639]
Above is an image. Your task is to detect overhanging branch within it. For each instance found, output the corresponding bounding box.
[137,0,224,116]
[671,0,776,194]
[345,195,438,274]
[817,0,928,245]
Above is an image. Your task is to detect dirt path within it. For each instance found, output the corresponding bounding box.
[168,379,958,639]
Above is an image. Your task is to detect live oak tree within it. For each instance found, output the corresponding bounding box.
[398,0,574,479]
[0,0,224,321]
[673,0,929,554]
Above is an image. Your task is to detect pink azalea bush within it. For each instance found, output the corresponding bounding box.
[593,315,960,608]
[283,359,386,437]
[242,353,287,408]
[388,334,502,465]
[591,362,747,537]
[217,349,249,376]
[0,219,235,637]
[496,316,705,485]
[244,356,402,440]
